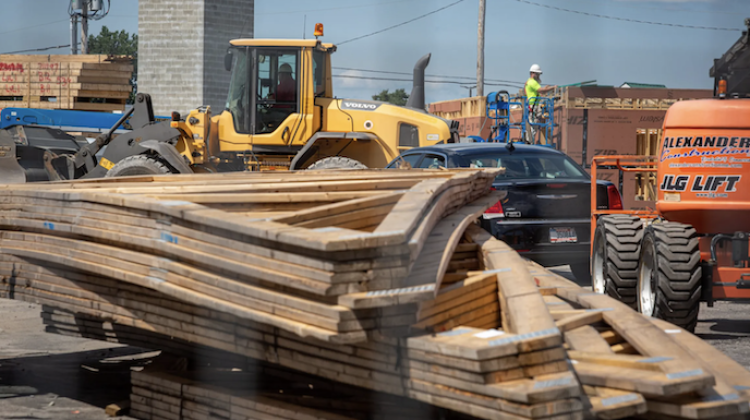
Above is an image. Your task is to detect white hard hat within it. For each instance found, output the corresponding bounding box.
[530,64,542,74]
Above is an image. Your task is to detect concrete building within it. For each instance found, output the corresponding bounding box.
[138,0,254,115]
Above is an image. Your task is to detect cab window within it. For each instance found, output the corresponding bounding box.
[312,50,328,97]
[255,49,299,135]
[226,47,250,134]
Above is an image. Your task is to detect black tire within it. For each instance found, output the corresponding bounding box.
[570,262,591,284]
[306,157,367,170]
[105,155,173,178]
[592,215,643,308]
[638,222,702,332]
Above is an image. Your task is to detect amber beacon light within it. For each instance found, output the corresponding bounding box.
[314,23,324,38]
[717,79,727,98]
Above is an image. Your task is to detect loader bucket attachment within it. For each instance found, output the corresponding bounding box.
[0,129,26,184]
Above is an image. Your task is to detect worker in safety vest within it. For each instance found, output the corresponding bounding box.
[524,64,548,144]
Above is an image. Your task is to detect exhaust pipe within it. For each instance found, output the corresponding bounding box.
[406,53,431,110]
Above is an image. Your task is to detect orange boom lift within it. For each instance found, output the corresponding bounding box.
[590,19,750,331]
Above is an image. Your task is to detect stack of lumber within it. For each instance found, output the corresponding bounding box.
[32,261,583,420]
[0,169,748,419]
[0,168,585,419]
[566,96,680,110]
[129,362,455,420]
[0,169,501,344]
[0,54,132,111]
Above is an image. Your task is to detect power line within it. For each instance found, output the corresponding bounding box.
[333,74,523,89]
[511,0,742,32]
[338,0,467,45]
[0,44,72,55]
[333,66,526,86]
[566,0,741,16]
[0,19,69,37]
[256,0,422,16]
[243,0,425,37]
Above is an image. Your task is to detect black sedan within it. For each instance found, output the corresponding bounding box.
[386,143,624,282]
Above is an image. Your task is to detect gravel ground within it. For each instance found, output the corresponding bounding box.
[694,301,750,370]
[0,267,746,419]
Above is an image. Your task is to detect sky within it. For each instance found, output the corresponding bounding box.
[1,0,746,104]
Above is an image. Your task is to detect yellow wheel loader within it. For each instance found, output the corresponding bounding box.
[0,37,460,182]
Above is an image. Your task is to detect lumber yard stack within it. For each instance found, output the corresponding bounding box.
[0,54,132,111]
[128,360,455,420]
[0,169,747,420]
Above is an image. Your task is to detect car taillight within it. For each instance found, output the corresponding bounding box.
[547,183,567,189]
[486,187,504,214]
[607,185,623,210]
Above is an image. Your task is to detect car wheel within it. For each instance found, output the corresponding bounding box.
[592,215,643,308]
[638,222,702,332]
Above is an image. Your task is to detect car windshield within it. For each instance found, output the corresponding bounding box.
[464,153,588,180]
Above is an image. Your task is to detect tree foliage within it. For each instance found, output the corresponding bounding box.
[88,26,138,56]
[88,26,138,103]
[372,88,409,106]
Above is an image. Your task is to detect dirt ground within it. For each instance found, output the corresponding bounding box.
[0,266,746,419]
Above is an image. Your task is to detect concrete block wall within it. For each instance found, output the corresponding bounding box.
[138,0,254,116]
[204,1,254,114]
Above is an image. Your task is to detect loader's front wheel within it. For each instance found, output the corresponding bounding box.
[105,155,173,177]
[306,157,367,170]
[637,222,702,332]
[592,215,643,308]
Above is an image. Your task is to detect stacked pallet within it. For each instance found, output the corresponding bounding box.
[0,54,132,111]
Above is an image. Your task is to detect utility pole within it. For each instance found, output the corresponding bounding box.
[81,1,89,54]
[476,0,486,98]
[70,0,104,54]
[70,13,78,54]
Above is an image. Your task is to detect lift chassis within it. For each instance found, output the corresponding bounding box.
[590,153,750,334]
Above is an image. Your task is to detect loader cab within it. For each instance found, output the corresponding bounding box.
[226,47,301,134]
[217,39,334,168]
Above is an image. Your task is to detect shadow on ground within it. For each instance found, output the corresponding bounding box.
[696,318,750,340]
[0,346,154,408]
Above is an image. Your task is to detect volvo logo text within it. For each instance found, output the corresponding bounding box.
[341,101,380,111]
